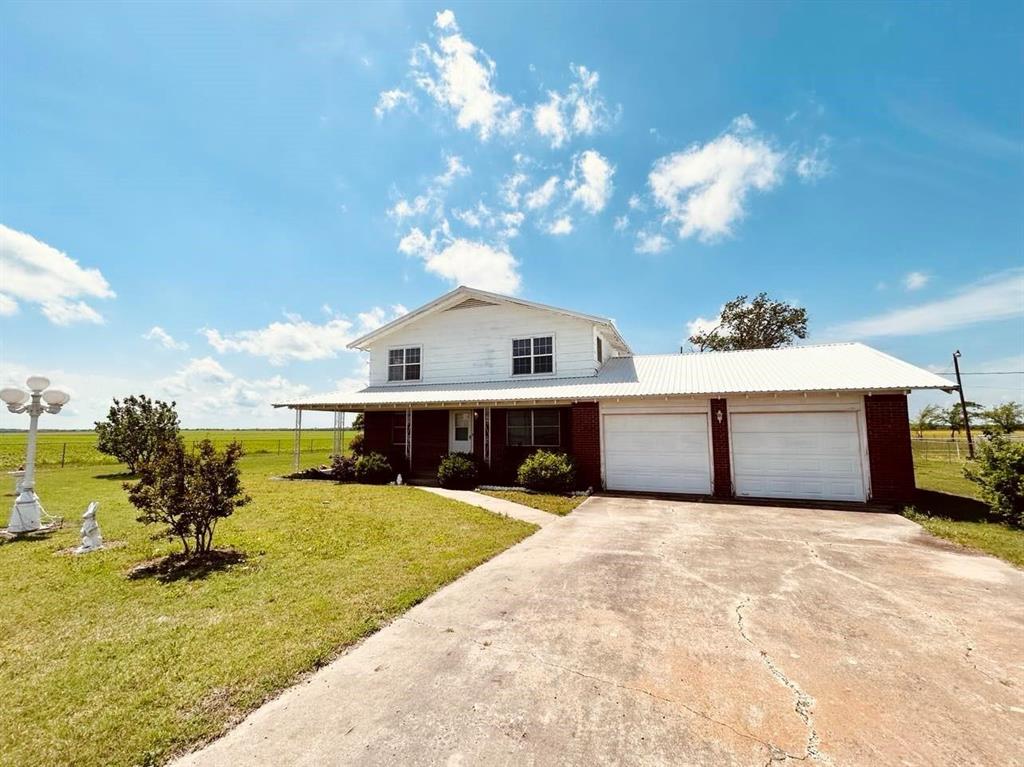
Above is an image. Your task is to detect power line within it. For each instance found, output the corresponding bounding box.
[934,371,1024,376]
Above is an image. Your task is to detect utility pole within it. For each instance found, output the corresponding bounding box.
[952,350,975,459]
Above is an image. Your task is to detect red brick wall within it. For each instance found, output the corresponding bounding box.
[864,394,916,504]
[570,402,601,490]
[488,407,577,485]
[411,410,449,478]
[709,398,732,498]
[362,411,407,474]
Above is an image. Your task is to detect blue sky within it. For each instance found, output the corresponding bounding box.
[2,1,1022,429]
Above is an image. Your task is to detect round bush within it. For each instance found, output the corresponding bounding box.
[353,452,393,485]
[517,450,576,493]
[437,452,479,489]
[330,453,357,482]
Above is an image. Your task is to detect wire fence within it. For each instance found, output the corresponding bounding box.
[0,433,353,470]
[911,434,1024,463]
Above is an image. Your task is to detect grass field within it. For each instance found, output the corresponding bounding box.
[0,429,355,470]
[911,454,1022,568]
[0,452,535,767]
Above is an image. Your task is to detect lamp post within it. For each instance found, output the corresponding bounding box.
[1,377,70,533]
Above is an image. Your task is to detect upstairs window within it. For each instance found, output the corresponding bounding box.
[506,409,561,447]
[596,336,603,363]
[388,347,421,382]
[512,336,554,375]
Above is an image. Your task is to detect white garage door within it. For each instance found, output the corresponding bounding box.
[604,413,711,494]
[731,412,866,502]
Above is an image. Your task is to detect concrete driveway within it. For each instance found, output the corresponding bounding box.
[177,496,1024,767]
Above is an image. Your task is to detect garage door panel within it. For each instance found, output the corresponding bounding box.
[604,413,710,495]
[732,412,866,502]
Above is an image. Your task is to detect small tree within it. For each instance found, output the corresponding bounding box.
[964,434,1024,528]
[95,395,180,473]
[911,404,942,438]
[351,413,365,430]
[983,402,1023,434]
[689,293,808,352]
[126,439,250,555]
[940,401,983,439]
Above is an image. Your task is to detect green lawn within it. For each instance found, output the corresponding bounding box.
[479,489,586,516]
[0,453,535,767]
[0,429,356,470]
[911,455,1022,568]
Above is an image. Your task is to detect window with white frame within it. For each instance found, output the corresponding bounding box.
[391,412,407,445]
[506,409,561,446]
[388,347,421,381]
[511,335,553,375]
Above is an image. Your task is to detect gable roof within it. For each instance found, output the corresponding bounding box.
[347,286,633,353]
[275,342,956,410]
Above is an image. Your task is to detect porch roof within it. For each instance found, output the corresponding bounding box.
[274,343,955,411]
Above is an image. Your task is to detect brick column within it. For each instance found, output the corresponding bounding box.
[570,402,601,490]
[709,398,732,498]
[864,394,916,504]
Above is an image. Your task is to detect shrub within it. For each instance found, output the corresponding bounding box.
[348,431,366,456]
[354,452,393,484]
[95,395,180,473]
[517,450,576,493]
[437,452,479,489]
[330,453,357,482]
[964,435,1024,528]
[126,439,250,555]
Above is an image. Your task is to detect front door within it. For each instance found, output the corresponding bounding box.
[450,410,474,454]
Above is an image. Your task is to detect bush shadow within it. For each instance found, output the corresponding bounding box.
[127,548,247,583]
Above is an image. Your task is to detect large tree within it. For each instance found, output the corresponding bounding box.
[939,401,983,439]
[983,402,1023,434]
[689,292,809,352]
[95,395,180,473]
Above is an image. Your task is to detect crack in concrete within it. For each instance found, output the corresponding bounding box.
[736,597,832,765]
[398,615,802,763]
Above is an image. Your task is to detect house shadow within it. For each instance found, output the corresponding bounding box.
[127,548,247,583]
[93,471,136,481]
[912,489,991,522]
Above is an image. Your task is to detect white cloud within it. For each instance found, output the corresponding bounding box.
[547,216,573,235]
[686,314,721,338]
[627,194,645,211]
[499,173,528,208]
[434,154,470,186]
[903,271,930,291]
[374,88,415,119]
[408,10,522,140]
[569,149,614,214]
[202,305,405,365]
[0,224,115,325]
[389,195,432,220]
[614,215,629,232]
[634,232,670,254]
[795,138,832,183]
[829,268,1024,338]
[648,117,784,242]
[532,64,609,148]
[143,326,188,351]
[398,226,520,294]
[731,113,756,132]
[525,176,560,210]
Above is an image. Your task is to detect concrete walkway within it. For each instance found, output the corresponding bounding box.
[418,486,559,527]
[175,496,1024,767]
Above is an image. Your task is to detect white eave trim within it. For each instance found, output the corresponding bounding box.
[347,285,632,353]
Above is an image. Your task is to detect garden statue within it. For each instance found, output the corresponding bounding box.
[396,473,403,485]
[75,502,103,554]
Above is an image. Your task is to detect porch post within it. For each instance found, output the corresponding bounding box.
[333,411,343,455]
[483,407,492,466]
[405,407,413,467]
[293,408,302,472]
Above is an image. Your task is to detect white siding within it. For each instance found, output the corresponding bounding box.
[367,303,600,385]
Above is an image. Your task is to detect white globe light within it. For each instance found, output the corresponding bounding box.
[43,390,71,406]
[0,388,29,406]
[26,376,51,392]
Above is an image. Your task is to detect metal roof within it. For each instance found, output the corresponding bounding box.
[275,343,955,410]
[346,285,632,354]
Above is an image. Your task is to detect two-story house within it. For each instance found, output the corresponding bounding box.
[276,286,954,504]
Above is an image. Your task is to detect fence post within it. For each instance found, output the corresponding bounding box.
[61,442,67,468]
